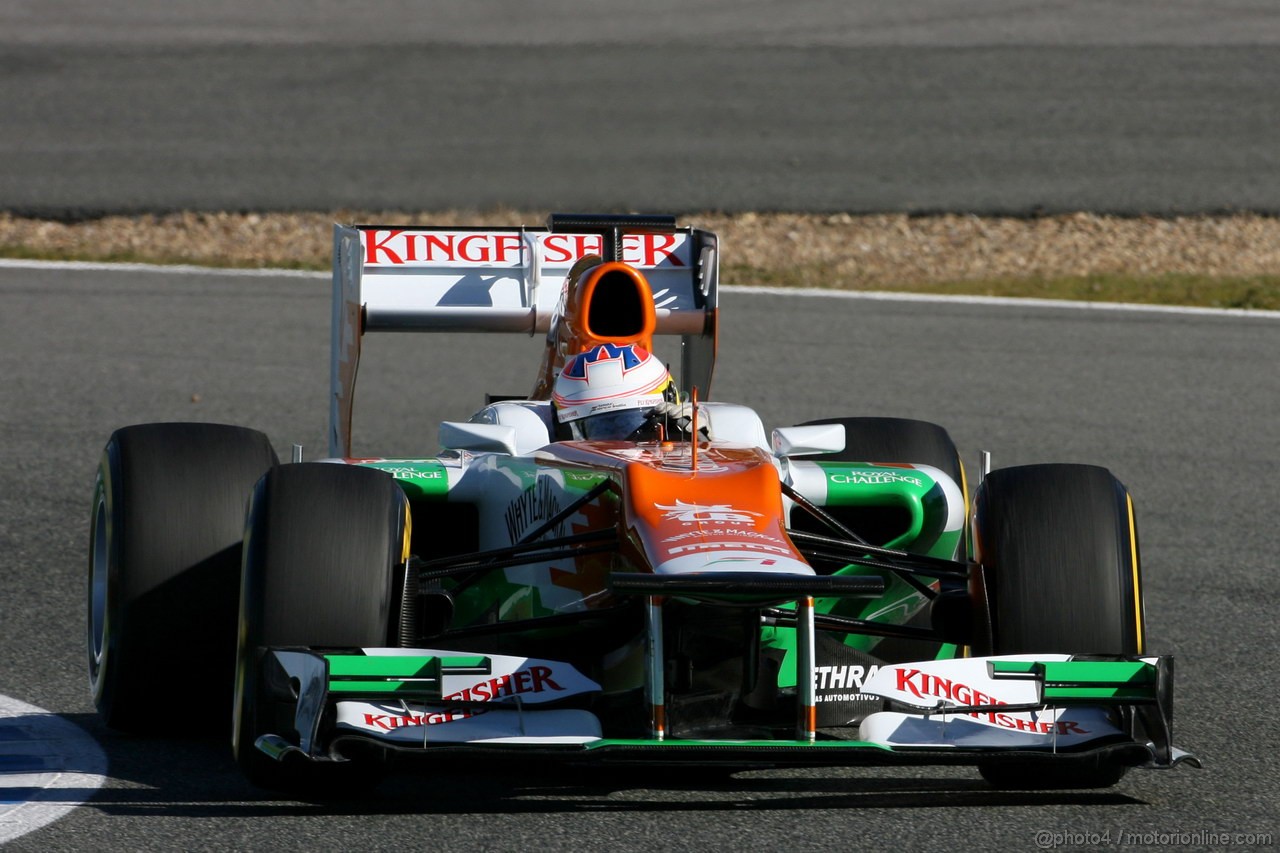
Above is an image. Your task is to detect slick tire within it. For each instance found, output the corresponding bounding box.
[88,422,278,732]
[972,463,1145,789]
[233,463,408,794]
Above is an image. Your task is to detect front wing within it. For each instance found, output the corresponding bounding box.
[253,649,1199,773]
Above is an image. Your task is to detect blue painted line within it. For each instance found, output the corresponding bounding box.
[0,755,56,773]
[0,695,108,844]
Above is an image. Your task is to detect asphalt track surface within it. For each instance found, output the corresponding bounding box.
[1,263,1277,850]
[3,1,1280,216]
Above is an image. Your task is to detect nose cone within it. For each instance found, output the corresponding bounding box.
[655,551,815,576]
[622,446,814,577]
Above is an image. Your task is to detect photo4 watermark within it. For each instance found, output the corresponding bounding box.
[1034,829,1273,849]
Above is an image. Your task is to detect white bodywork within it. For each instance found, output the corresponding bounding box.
[329,223,719,458]
[858,655,1129,749]
[334,649,604,746]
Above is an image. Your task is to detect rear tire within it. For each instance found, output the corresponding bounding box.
[88,423,277,732]
[972,463,1145,789]
[233,463,408,793]
[799,417,967,553]
[798,416,965,491]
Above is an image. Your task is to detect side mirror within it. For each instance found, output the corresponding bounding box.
[772,424,845,457]
[439,421,518,455]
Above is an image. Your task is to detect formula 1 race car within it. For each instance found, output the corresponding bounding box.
[87,214,1198,793]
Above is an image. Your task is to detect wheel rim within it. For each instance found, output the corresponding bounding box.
[89,489,108,677]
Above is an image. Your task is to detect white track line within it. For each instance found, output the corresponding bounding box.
[0,258,325,278]
[0,695,107,844]
[727,284,1280,319]
[2,257,1277,320]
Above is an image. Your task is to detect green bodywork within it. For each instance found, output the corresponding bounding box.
[314,651,1165,754]
[360,457,614,628]
[990,660,1158,702]
[768,462,965,685]
[358,456,965,690]
[325,653,489,699]
[357,460,451,499]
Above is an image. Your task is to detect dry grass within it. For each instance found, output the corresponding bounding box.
[3,209,1279,308]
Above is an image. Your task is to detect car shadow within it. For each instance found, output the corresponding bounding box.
[56,713,1149,817]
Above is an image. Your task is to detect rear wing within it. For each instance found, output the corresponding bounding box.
[330,214,719,457]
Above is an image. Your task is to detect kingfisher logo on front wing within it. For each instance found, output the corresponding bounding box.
[362,708,478,730]
[889,666,1091,736]
[358,666,569,731]
[443,666,565,703]
[657,500,762,524]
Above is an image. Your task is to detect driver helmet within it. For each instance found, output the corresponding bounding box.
[552,343,671,440]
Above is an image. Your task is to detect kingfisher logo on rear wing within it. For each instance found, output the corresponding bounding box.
[362,230,689,269]
[329,215,719,458]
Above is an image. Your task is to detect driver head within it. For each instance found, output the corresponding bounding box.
[552,343,672,441]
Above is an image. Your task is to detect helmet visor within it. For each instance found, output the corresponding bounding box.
[570,407,659,441]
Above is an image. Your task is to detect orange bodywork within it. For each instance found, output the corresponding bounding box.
[532,260,659,399]
[529,250,788,577]
[543,441,813,577]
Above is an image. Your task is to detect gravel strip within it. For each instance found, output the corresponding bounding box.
[2,210,1278,289]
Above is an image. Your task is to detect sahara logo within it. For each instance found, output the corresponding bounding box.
[656,500,762,525]
[815,665,883,703]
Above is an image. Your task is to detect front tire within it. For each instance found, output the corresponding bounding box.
[233,463,409,793]
[972,463,1145,789]
[88,423,277,732]
[974,464,1143,656]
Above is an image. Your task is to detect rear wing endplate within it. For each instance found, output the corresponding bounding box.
[330,214,718,457]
